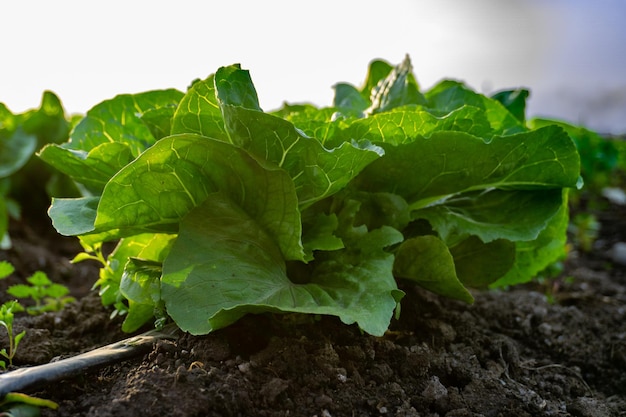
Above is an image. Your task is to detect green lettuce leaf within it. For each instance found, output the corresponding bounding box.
[214,65,384,207]
[491,89,529,123]
[333,83,369,115]
[300,209,344,262]
[170,74,229,140]
[365,54,426,115]
[37,90,183,193]
[331,105,492,148]
[425,80,524,136]
[39,142,134,192]
[351,126,580,207]
[93,233,172,308]
[0,128,36,178]
[393,235,474,303]
[94,134,304,261]
[271,104,340,145]
[449,236,516,288]
[0,194,8,249]
[48,196,99,236]
[170,66,384,208]
[68,89,183,156]
[490,191,570,287]
[161,194,404,336]
[415,189,564,245]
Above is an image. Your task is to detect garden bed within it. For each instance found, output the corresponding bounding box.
[2,57,625,416]
[1,198,625,417]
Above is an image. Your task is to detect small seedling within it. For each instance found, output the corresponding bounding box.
[0,261,74,368]
[0,300,25,369]
[6,271,74,315]
[0,262,24,369]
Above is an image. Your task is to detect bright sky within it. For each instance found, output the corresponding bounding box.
[2,0,625,134]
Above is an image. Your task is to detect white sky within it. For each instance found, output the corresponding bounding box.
[2,0,625,134]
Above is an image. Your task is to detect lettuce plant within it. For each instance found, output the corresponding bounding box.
[38,56,581,336]
[0,92,78,248]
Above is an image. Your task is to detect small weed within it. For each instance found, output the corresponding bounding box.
[0,300,25,369]
[6,271,75,315]
[0,260,74,368]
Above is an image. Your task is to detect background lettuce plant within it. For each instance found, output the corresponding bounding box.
[0,92,78,248]
[38,56,581,336]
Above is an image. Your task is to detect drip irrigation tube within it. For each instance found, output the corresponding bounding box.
[0,324,180,398]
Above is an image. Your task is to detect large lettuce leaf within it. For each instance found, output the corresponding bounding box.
[172,64,384,208]
[98,134,303,261]
[350,126,580,205]
[161,194,403,336]
[39,90,183,193]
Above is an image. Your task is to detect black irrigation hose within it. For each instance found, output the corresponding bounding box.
[0,324,180,398]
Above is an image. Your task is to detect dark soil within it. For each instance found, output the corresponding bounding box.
[1,200,625,417]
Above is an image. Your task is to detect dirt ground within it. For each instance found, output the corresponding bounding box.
[1,198,625,417]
